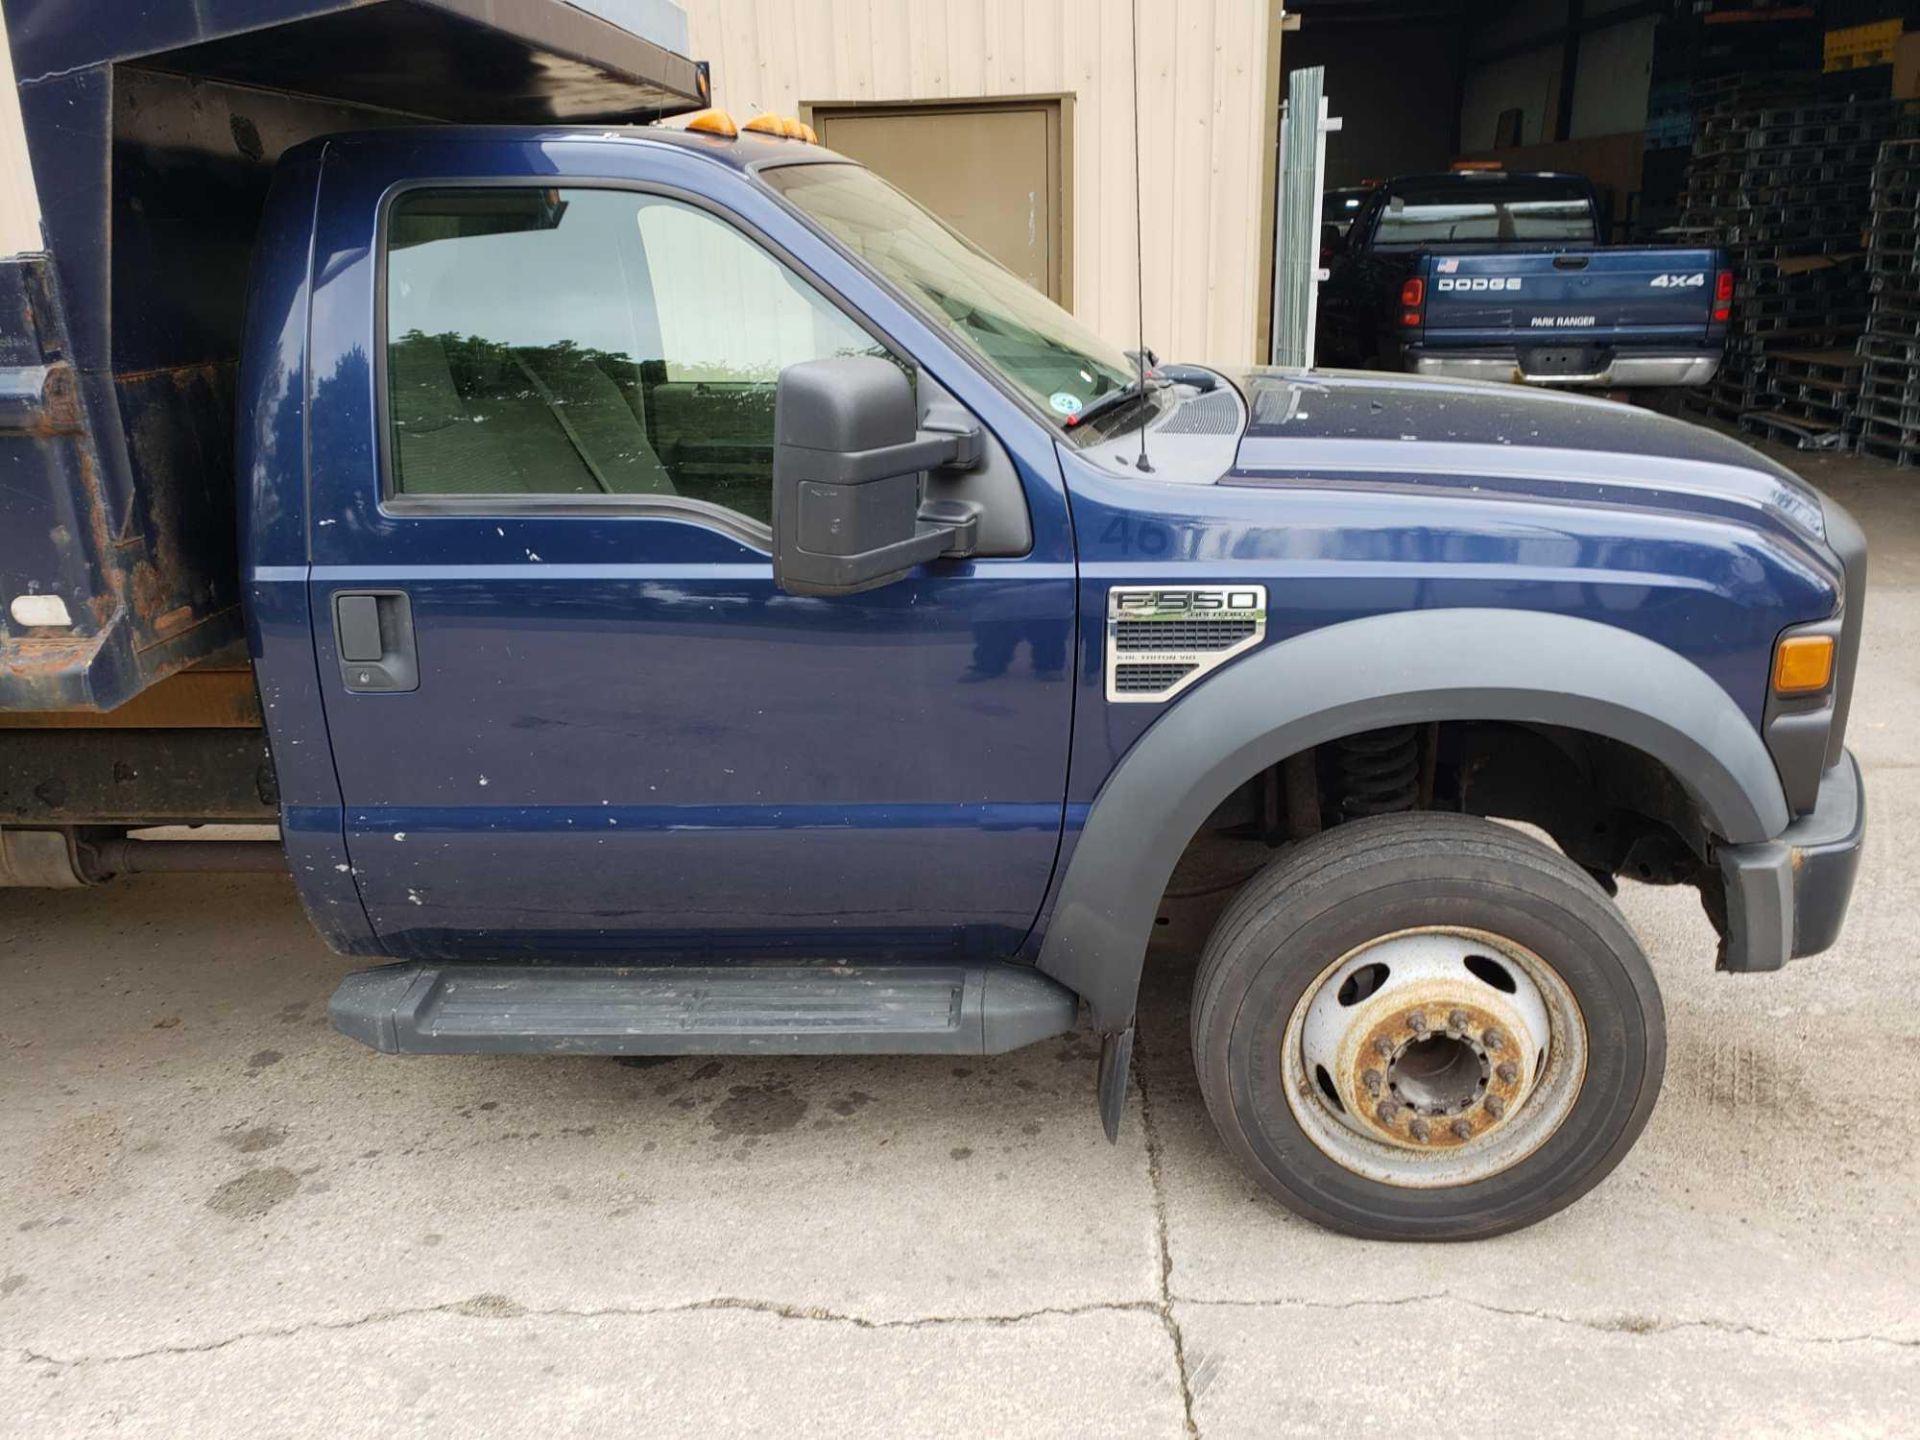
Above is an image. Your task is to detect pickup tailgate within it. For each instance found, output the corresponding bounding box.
[1423,248,1722,346]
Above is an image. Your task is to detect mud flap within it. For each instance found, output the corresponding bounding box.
[1097,1025,1134,1142]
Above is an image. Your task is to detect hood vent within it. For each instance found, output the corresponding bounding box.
[1159,390,1241,435]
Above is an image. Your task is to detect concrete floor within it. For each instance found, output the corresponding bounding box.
[2,434,1917,1438]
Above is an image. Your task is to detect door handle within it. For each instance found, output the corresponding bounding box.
[331,590,418,693]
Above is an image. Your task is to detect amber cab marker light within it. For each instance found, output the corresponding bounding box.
[1773,634,1835,694]
[744,112,805,140]
[685,109,738,138]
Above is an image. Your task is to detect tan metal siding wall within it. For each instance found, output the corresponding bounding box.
[0,4,44,257]
[681,0,1280,365]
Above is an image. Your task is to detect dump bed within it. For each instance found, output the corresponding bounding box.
[0,0,706,714]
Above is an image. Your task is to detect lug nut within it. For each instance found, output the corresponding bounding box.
[1408,1012,1430,1037]
[1362,1067,1383,1094]
[1484,1095,1506,1120]
[1448,1008,1470,1032]
[1451,1118,1473,1140]
[1376,1099,1401,1125]
[1483,1027,1506,1051]
[1373,1037,1394,1058]
[1497,1061,1519,1084]
[1409,1118,1432,1142]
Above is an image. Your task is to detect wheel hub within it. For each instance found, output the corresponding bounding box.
[1388,1032,1485,1114]
[1349,995,1529,1147]
[1296,930,1566,1167]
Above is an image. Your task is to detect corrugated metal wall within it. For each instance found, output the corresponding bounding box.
[679,0,1283,366]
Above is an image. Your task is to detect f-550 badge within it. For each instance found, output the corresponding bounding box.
[1648,273,1705,288]
[1106,586,1267,703]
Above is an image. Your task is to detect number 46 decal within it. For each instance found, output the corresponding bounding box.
[1648,273,1705,288]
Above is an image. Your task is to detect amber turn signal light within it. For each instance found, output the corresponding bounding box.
[1772,634,1834,694]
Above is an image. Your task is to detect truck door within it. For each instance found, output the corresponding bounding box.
[1317,192,1390,366]
[306,179,1074,961]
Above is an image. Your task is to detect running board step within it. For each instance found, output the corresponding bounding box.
[329,961,1079,1057]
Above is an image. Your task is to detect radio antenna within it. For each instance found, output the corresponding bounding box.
[1129,0,1153,473]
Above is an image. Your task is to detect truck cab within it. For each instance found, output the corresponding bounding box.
[248,128,1085,964]
[226,124,1865,1240]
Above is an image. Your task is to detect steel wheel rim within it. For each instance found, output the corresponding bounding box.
[1281,926,1588,1188]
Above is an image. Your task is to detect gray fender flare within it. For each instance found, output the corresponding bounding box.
[1037,608,1788,1033]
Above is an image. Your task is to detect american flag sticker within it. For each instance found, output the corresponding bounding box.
[1436,258,1459,273]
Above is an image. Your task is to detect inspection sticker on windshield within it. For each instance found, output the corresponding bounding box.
[1049,391,1084,416]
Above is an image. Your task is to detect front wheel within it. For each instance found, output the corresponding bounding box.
[1191,813,1664,1240]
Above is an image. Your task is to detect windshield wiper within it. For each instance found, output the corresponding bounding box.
[1064,361,1174,432]
[1063,383,1154,433]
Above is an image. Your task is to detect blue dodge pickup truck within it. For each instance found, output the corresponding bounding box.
[1319,169,1730,389]
[1,97,1866,1238]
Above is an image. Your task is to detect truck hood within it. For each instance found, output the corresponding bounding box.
[1222,368,1832,547]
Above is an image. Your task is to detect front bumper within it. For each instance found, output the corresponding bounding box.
[1716,750,1866,971]
[1410,351,1721,388]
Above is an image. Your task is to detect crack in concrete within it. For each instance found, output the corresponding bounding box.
[8,1296,1164,1371]
[11,1287,1914,1377]
[1177,1293,1920,1350]
[1134,1033,1202,1440]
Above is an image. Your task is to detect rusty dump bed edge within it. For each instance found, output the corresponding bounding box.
[0,0,707,714]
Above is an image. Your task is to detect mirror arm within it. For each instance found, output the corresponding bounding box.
[918,498,980,559]
[922,419,983,470]
[798,425,978,485]
[790,502,976,596]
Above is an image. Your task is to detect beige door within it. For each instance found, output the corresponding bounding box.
[809,100,1069,304]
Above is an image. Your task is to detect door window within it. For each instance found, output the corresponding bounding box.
[384,187,887,525]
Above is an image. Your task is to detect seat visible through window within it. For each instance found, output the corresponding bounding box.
[385,186,887,524]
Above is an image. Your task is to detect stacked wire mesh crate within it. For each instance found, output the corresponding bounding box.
[1677,80,1894,444]
[1855,135,1920,465]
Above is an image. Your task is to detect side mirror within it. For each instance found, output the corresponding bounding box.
[772,355,981,597]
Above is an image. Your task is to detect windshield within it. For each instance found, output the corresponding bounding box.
[762,162,1139,425]
[1372,178,1595,248]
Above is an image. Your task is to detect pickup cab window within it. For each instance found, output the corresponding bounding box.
[1369,177,1596,249]
[385,186,885,524]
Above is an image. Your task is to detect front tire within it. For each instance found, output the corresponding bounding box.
[1190,813,1664,1240]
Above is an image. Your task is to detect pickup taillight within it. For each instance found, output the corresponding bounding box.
[1712,269,1733,324]
[1399,276,1424,329]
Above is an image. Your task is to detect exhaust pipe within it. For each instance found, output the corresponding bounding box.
[83,838,288,877]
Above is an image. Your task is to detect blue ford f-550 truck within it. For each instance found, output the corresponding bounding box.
[1319,169,1731,389]
[0,5,1865,1241]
